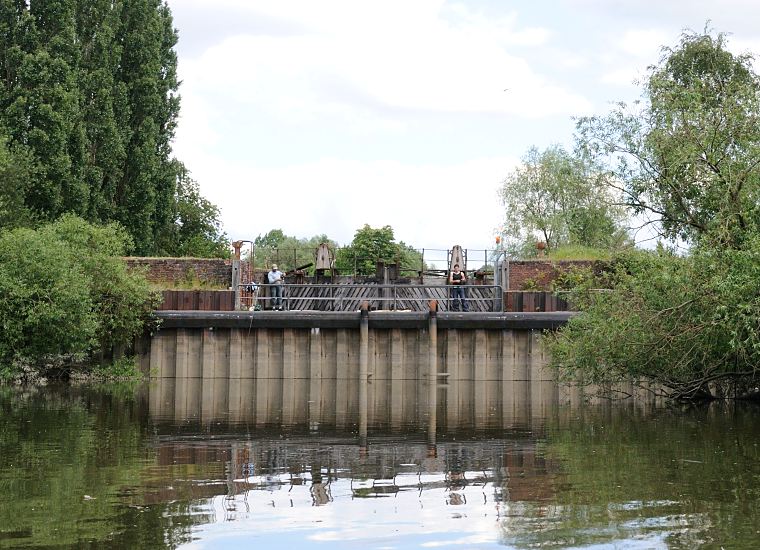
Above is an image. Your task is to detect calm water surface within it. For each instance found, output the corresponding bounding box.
[1,382,759,549]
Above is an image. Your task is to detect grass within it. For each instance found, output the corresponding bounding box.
[149,278,229,291]
[544,245,617,261]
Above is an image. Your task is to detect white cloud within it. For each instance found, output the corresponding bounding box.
[618,29,669,58]
[170,143,516,253]
[166,0,590,255]
[594,29,668,88]
[600,67,646,87]
[167,0,760,255]
[174,2,591,122]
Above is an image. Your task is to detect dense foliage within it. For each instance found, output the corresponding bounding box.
[335,224,424,277]
[549,30,760,399]
[252,229,337,272]
[576,31,760,249]
[0,0,226,256]
[548,244,760,399]
[500,144,631,257]
[154,164,229,258]
[252,225,424,277]
[0,216,159,378]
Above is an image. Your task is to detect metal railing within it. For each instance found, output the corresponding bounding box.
[241,246,504,277]
[240,283,503,312]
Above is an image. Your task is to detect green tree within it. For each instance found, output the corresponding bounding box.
[550,30,760,399]
[0,227,96,372]
[76,0,128,224]
[576,30,760,249]
[1,0,88,219]
[0,216,158,377]
[0,129,36,228]
[335,224,423,276]
[253,229,337,272]
[154,164,229,258]
[43,214,160,354]
[114,0,180,254]
[0,0,218,257]
[548,243,760,399]
[500,145,629,256]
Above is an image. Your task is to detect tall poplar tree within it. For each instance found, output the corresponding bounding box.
[0,0,223,256]
[1,0,86,218]
[115,0,180,253]
[76,0,127,224]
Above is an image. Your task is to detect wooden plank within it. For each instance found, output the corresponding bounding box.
[198,290,210,311]
[224,290,234,310]
[179,291,191,311]
[160,290,173,310]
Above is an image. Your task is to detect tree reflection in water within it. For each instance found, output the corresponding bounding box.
[1,381,759,549]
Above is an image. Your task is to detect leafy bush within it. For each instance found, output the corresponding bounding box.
[0,227,97,367]
[550,264,599,292]
[0,216,159,377]
[546,245,760,399]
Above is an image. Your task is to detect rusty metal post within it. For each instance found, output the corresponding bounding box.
[232,240,243,310]
[428,299,438,445]
[359,301,369,442]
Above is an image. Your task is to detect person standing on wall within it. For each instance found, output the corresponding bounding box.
[268,264,285,310]
[448,263,468,312]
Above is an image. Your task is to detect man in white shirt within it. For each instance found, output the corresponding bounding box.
[268,264,284,310]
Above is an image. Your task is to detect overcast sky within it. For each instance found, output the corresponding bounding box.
[164,0,760,254]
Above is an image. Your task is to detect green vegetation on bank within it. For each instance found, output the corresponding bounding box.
[546,30,760,400]
[549,243,760,399]
[0,216,158,380]
[545,245,615,261]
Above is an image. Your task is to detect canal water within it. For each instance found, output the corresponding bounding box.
[1,380,759,549]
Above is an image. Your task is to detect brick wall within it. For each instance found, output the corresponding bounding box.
[507,260,597,291]
[124,257,234,287]
[125,257,598,294]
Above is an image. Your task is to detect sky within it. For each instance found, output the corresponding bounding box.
[164,0,760,254]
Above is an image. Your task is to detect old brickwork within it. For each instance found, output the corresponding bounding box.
[125,256,596,295]
[507,260,596,291]
[124,257,235,287]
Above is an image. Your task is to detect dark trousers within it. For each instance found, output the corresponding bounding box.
[451,286,467,311]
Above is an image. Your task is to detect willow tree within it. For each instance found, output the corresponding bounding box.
[550,30,760,400]
[500,144,629,255]
[576,30,760,249]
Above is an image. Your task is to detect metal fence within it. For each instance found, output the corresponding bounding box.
[241,283,503,312]
[241,245,502,278]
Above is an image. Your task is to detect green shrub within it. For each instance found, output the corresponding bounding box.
[546,245,760,400]
[0,228,97,366]
[0,216,159,377]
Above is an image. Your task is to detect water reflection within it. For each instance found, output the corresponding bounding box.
[1,380,760,549]
[148,378,567,432]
